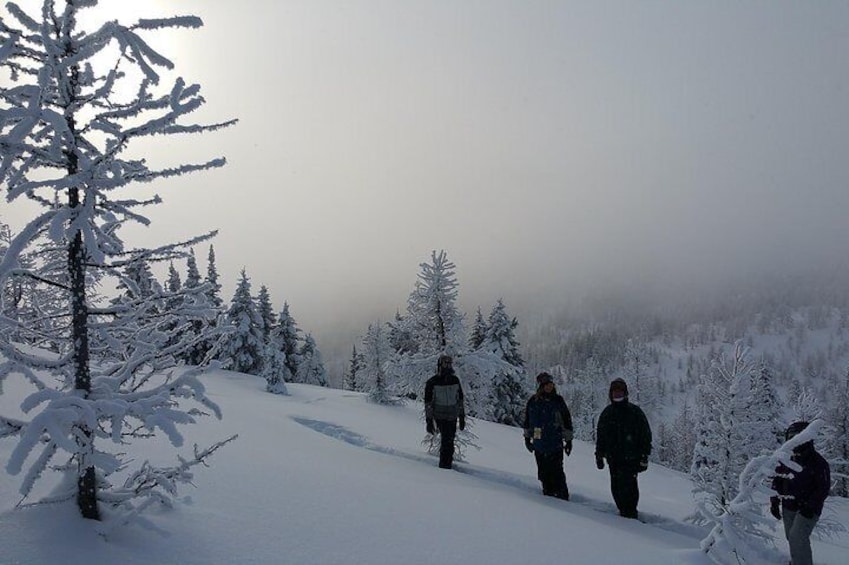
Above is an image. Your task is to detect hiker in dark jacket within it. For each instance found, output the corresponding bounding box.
[595,378,652,519]
[523,372,574,499]
[424,354,466,469]
[770,421,831,565]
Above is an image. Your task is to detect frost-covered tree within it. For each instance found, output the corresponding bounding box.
[256,285,276,341]
[275,302,301,380]
[0,0,235,522]
[468,307,487,350]
[344,345,365,392]
[699,421,829,565]
[691,343,755,511]
[361,322,399,404]
[387,250,465,399]
[181,249,220,365]
[262,341,289,395]
[479,299,527,426]
[571,357,606,441]
[406,250,464,354]
[205,245,223,309]
[294,333,327,387]
[219,270,265,376]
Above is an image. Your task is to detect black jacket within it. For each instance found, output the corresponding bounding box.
[772,442,831,517]
[595,400,652,466]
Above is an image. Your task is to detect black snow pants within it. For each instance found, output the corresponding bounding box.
[609,463,639,518]
[436,419,457,469]
[535,450,569,499]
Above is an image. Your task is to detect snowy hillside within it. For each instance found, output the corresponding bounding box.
[1,371,847,565]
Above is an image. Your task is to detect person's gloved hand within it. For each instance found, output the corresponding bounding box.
[426,419,435,435]
[524,437,534,453]
[458,416,466,431]
[563,440,573,456]
[769,497,781,520]
[639,454,649,473]
[595,454,605,470]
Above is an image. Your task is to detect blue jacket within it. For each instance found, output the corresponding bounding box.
[523,392,573,453]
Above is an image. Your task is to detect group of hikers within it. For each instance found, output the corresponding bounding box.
[423,354,831,565]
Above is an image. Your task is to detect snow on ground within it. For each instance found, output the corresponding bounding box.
[1,370,847,564]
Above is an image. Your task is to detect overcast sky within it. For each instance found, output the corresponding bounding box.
[5,1,849,347]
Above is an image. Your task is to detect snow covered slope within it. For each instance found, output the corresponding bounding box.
[1,370,846,564]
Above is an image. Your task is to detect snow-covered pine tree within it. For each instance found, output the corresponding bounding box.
[219,270,265,376]
[0,0,235,523]
[387,310,417,355]
[256,285,276,341]
[387,250,466,400]
[361,322,399,404]
[294,333,328,387]
[181,248,219,365]
[745,360,785,455]
[691,342,755,513]
[206,245,223,309]
[276,302,301,380]
[166,263,182,294]
[479,299,527,426]
[344,345,365,392]
[469,307,488,350]
[572,356,605,441]
[699,421,829,565]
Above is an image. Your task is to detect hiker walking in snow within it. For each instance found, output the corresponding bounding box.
[595,378,652,519]
[770,421,830,565]
[523,372,574,500]
[424,354,466,469]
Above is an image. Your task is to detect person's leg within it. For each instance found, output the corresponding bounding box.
[786,510,818,565]
[534,451,553,494]
[609,466,626,513]
[553,449,569,500]
[436,419,457,468]
[610,465,638,517]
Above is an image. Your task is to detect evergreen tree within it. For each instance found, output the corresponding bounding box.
[219,270,265,376]
[480,299,527,426]
[387,310,416,355]
[294,334,328,387]
[0,0,235,523]
[182,249,219,365]
[344,345,365,392]
[691,343,754,512]
[387,250,466,399]
[276,302,302,380]
[186,249,202,289]
[256,285,276,341]
[362,322,399,404]
[167,262,182,294]
[469,307,488,350]
[206,245,223,308]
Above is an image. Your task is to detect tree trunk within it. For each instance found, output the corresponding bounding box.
[67,87,100,518]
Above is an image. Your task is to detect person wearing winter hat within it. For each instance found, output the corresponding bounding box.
[594,378,652,519]
[424,354,466,469]
[770,421,830,565]
[522,372,574,500]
